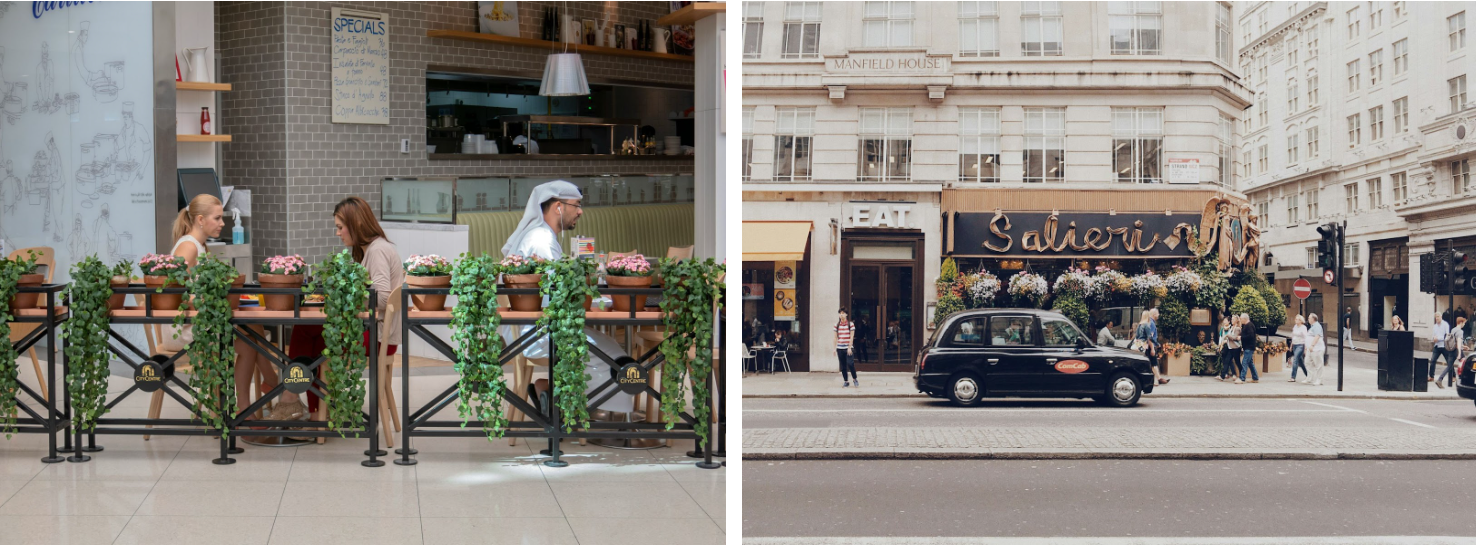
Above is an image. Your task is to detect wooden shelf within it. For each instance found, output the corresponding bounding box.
[177,134,232,143]
[426,30,693,63]
[175,81,233,92]
[656,2,725,26]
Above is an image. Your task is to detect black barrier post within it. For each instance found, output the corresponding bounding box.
[364,290,385,467]
[545,338,568,468]
[38,287,65,464]
[395,288,417,464]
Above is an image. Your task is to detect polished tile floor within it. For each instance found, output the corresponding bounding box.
[0,364,726,544]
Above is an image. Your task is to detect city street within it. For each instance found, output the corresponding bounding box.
[744,397,1476,543]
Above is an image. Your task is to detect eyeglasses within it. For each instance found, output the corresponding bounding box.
[559,201,584,210]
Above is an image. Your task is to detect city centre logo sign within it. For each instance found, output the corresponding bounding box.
[826,54,949,74]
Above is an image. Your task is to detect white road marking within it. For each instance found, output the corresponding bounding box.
[744,408,1353,413]
[1300,401,1368,413]
[1389,418,1437,429]
[744,537,1476,545]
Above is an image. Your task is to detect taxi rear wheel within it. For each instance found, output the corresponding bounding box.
[948,373,984,407]
[1099,372,1141,407]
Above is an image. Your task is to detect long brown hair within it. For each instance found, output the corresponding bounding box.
[334,196,388,262]
[172,194,221,242]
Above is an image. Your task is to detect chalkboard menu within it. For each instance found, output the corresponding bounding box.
[331,8,390,125]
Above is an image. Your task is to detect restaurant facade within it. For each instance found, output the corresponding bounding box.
[742,1,1253,373]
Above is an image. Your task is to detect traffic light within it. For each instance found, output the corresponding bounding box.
[1316,223,1341,284]
[1454,251,1473,295]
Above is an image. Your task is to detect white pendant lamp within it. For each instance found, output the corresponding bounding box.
[540,2,590,97]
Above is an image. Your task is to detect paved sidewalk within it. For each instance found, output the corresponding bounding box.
[743,426,1476,460]
[743,367,1461,400]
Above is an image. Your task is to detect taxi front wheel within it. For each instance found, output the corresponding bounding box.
[1097,372,1141,407]
[948,373,984,407]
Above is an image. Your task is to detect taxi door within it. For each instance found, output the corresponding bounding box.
[1036,316,1099,393]
[983,315,1044,394]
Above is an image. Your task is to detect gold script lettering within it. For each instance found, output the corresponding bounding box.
[984,211,1013,253]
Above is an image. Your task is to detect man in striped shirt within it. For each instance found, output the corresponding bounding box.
[836,308,858,387]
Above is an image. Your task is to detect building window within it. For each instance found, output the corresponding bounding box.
[1394,1,1406,19]
[782,2,822,58]
[1257,92,1268,127]
[742,107,755,181]
[1288,33,1300,65]
[1216,3,1232,63]
[1112,107,1163,183]
[1451,76,1468,113]
[1307,184,1320,218]
[1347,114,1361,146]
[1345,242,1360,266]
[1394,97,1409,133]
[1257,143,1268,174]
[1345,182,1360,213]
[1368,49,1382,86]
[1287,132,1300,164]
[1392,171,1408,202]
[1307,247,1318,269]
[1024,107,1066,182]
[959,107,1001,183]
[1393,39,1408,76]
[1109,1,1162,55]
[1306,25,1319,59]
[744,2,765,58]
[863,1,914,48]
[1452,12,1467,51]
[1307,124,1320,157]
[1308,72,1319,105]
[774,107,815,182]
[1288,80,1299,114]
[1258,54,1268,82]
[1369,106,1384,140]
[1347,60,1361,92]
[1347,6,1360,39]
[1021,1,1063,56]
[1258,8,1267,35]
[858,107,913,182]
[1370,3,1382,29]
[1258,199,1270,225]
[959,1,1000,57]
[1368,177,1383,208]
[1242,150,1252,177]
[1217,116,1234,187]
[1454,159,1472,194]
[1287,191,1300,224]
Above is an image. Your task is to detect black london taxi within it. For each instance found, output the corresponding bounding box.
[1452,346,1476,405]
[914,309,1157,407]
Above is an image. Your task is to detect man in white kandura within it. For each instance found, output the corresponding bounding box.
[501,180,632,411]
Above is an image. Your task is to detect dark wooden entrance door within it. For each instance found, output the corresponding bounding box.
[843,230,924,373]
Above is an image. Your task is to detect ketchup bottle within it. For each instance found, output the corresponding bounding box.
[201,107,212,135]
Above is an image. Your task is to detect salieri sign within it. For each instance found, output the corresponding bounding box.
[846,201,916,229]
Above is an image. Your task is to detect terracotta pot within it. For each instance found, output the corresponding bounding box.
[502,273,543,312]
[108,276,130,310]
[606,274,654,312]
[407,275,451,311]
[143,275,183,311]
[7,273,43,312]
[258,273,304,311]
[229,274,246,311]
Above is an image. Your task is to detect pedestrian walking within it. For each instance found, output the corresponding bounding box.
[1219,316,1240,381]
[834,308,858,388]
[1437,315,1467,388]
[1288,315,1308,382]
[1133,310,1169,385]
[1343,307,1355,346]
[1430,312,1452,386]
[1305,313,1326,386]
[1239,313,1260,383]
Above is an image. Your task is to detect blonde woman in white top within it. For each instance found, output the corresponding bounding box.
[1288,315,1308,382]
[160,194,285,422]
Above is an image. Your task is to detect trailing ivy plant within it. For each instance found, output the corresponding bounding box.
[306,250,371,435]
[539,257,597,433]
[0,253,32,438]
[448,253,509,440]
[185,255,239,436]
[63,255,114,433]
[657,258,724,446]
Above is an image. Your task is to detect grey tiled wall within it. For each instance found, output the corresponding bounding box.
[218,1,696,265]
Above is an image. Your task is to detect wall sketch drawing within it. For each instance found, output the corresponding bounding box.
[32,42,65,114]
[0,46,28,124]
[90,203,133,264]
[72,21,123,103]
[0,159,19,242]
[0,3,10,20]
[27,132,68,242]
[77,101,151,204]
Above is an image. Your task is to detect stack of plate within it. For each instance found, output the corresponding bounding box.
[664,136,682,155]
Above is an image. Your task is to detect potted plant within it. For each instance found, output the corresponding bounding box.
[1258,340,1289,373]
[259,254,306,311]
[5,250,42,312]
[656,258,724,449]
[138,253,189,311]
[500,254,545,311]
[1161,342,1192,376]
[403,254,453,311]
[604,254,655,312]
[108,260,133,310]
[1006,271,1048,309]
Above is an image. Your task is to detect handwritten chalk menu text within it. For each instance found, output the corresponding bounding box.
[331,8,390,125]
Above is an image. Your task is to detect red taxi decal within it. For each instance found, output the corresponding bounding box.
[1054,360,1089,374]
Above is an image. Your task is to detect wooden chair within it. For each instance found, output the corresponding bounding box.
[142,323,192,440]
[376,286,402,448]
[7,247,55,401]
[666,245,694,260]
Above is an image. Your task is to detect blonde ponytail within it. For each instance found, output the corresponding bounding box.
[172,194,222,242]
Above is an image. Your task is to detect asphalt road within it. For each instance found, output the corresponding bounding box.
[743,459,1476,542]
[745,397,1476,431]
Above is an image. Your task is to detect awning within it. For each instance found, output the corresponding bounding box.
[743,221,812,262]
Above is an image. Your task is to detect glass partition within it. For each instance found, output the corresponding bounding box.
[381,178,456,223]
[381,175,695,224]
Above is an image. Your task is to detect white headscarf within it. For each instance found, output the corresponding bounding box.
[501,179,582,258]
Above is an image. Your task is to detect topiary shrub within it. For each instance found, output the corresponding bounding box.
[1158,296,1190,344]
[1259,285,1288,334]
[1195,264,1230,312]
[1230,286,1270,332]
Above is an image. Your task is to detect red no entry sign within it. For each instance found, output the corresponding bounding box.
[1294,278,1313,299]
